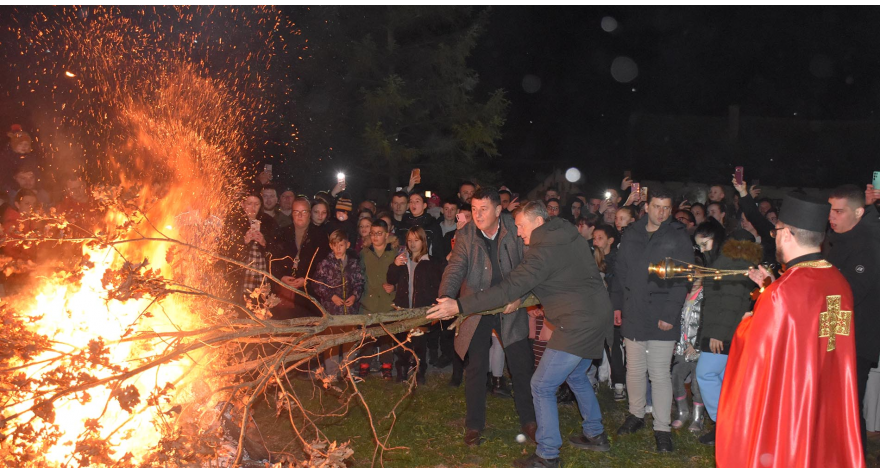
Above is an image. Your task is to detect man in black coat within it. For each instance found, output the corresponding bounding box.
[823,184,880,456]
[610,187,694,453]
[429,201,614,468]
[733,178,777,265]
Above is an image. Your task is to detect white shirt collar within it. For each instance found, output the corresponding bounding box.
[480,222,500,240]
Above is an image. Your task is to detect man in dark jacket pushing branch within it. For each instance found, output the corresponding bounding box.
[428,200,614,468]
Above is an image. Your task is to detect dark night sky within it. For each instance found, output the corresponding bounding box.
[3,6,880,194]
[467,6,880,191]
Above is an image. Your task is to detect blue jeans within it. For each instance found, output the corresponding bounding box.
[532,348,604,459]
[695,352,728,421]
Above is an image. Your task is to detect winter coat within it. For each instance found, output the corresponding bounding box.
[459,218,613,360]
[699,239,762,354]
[739,194,777,265]
[402,212,443,257]
[602,246,618,292]
[823,204,880,360]
[675,288,704,358]
[439,213,530,358]
[273,223,330,315]
[612,214,695,342]
[312,249,365,315]
[387,254,446,309]
[359,244,398,313]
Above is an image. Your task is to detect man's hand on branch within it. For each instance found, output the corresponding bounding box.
[426,297,459,320]
[503,298,521,314]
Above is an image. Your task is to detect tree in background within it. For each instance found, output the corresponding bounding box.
[288,6,508,195]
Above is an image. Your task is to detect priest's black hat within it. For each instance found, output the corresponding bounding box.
[777,192,830,233]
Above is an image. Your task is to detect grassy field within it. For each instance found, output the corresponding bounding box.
[251,368,880,468]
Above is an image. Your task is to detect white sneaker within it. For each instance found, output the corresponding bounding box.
[613,383,626,402]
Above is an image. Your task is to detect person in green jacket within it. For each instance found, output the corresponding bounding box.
[358,219,398,380]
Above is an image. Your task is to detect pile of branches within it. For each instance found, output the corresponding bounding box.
[0,186,531,467]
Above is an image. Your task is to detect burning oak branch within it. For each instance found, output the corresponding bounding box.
[0,189,527,467]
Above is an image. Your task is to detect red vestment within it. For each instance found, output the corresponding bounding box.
[716,260,864,468]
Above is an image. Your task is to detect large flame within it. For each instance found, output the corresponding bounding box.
[16,246,207,465]
[1,6,293,466]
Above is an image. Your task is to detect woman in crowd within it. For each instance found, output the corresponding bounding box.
[222,191,280,305]
[693,220,761,446]
[311,198,331,228]
[690,202,707,225]
[353,216,373,254]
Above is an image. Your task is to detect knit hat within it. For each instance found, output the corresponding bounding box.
[777,192,830,233]
[336,197,353,212]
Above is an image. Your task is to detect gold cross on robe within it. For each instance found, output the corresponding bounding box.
[819,295,852,352]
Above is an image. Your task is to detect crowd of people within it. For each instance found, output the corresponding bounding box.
[1,121,878,468]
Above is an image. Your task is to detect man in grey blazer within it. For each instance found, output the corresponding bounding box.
[436,187,537,447]
[429,200,614,468]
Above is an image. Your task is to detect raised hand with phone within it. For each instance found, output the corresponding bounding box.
[331,172,346,197]
[406,168,422,193]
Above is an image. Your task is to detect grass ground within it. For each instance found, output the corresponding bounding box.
[251,368,880,468]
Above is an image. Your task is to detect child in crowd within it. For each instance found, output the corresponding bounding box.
[313,229,364,380]
[671,278,704,431]
[386,226,445,385]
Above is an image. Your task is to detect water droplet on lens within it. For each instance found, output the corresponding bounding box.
[611,56,639,83]
[601,16,618,33]
[522,74,541,94]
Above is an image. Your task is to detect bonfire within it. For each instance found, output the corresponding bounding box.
[0,6,440,467]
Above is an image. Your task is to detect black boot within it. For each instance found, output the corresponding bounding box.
[396,356,408,383]
[428,347,440,367]
[698,429,715,446]
[491,376,513,399]
[556,383,576,404]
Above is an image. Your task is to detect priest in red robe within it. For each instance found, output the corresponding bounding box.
[716,192,864,468]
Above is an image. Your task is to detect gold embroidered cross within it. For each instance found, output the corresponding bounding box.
[819,295,852,352]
